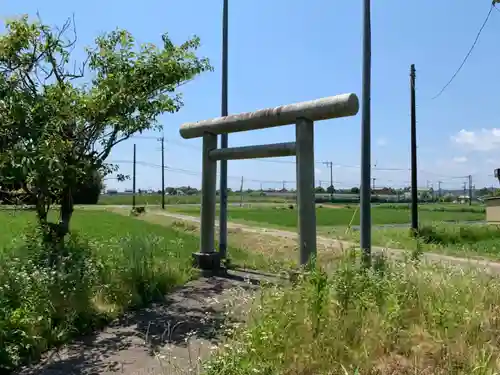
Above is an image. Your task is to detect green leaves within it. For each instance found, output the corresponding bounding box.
[0,15,211,226]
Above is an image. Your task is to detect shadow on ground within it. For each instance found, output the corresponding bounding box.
[18,273,262,375]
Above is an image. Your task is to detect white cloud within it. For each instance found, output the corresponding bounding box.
[376,137,387,147]
[451,128,500,151]
[453,156,467,163]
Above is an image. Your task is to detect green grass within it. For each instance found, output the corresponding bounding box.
[0,209,269,371]
[168,205,485,227]
[206,253,500,374]
[375,202,486,213]
[97,193,292,206]
[330,223,500,260]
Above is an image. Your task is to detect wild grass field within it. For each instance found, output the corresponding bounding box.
[375,202,485,213]
[206,252,500,375]
[167,204,485,227]
[328,222,500,261]
[3,207,500,374]
[0,209,271,371]
[97,193,292,206]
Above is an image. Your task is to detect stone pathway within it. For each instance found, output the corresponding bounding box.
[18,271,274,375]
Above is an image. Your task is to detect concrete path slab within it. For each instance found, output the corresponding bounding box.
[18,271,270,375]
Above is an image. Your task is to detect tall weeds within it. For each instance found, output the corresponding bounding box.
[206,252,500,375]
[0,226,195,372]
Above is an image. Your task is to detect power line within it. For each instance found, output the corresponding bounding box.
[111,160,470,188]
[432,3,495,100]
[108,159,298,184]
[114,139,485,181]
[128,136,472,178]
[108,158,469,182]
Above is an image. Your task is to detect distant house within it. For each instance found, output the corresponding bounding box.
[106,189,118,195]
[456,195,470,204]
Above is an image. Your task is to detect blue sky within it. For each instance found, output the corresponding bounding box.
[3,0,500,191]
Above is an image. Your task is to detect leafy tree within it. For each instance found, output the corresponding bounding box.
[477,187,492,197]
[0,15,211,240]
[326,185,335,194]
[165,187,177,195]
[72,170,103,204]
[314,186,325,193]
[350,187,360,194]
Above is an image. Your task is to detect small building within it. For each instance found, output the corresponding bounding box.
[486,197,500,223]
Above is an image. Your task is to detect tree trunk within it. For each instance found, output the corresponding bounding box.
[40,187,74,266]
[58,186,74,236]
[36,196,48,224]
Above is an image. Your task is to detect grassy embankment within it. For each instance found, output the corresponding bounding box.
[206,252,500,374]
[167,204,485,228]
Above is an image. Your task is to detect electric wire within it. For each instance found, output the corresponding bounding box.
[432,3,495,100]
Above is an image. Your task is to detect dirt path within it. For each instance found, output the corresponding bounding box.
[152,210,500,274]
[18,271,274,375]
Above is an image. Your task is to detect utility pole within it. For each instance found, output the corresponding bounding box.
[239,176,244,207]
[372,177,376,191]
[219,0,229,259]
[282,180,286,191]
[161,137,165,210]
[360,0,372,265]
[468,174,472,206]
[132,143,136,209]
[410,64,418,233]
[323,161,334,199]
[438,181,442,198]
[463,181,467,202]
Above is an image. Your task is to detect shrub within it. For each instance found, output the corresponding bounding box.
[0,228,100,371]
[0,226,195,371]
[377,203,485,214]
[415,224,500,245]
[0,171,103,206]
[72,171,103,205]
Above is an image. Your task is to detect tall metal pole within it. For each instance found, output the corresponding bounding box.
[239,176,244,207]
[360,0,372,265]
[410,64,419,233]
[219,0,229,259]
[329,162,333,200]
[323,161,334,200]
[132,143,136,208]
[468,174,473,205]
[161,137,165,210]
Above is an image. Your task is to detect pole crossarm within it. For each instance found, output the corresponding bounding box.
[179,93,359,139]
